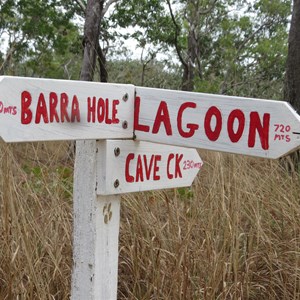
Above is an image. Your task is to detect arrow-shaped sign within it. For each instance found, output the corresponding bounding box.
[134,87,300,159]
[96,140,202,195]
[0,76,134,142]
[2,76,300,159]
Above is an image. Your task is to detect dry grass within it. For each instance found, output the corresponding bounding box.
[0,142,73,300]
[1,142,300,299]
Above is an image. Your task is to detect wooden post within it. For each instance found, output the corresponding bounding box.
[71,140,120,300]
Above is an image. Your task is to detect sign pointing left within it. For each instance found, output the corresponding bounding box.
[0,76,134,142]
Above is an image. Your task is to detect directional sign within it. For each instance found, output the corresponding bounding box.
[134,87,300,159]
[96,140,202,195]
[2,76,300,159]
[0,76,134,142]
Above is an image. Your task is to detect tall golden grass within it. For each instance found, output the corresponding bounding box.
[1,141,300,299]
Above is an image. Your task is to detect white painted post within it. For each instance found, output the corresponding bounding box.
[71,140,120,300]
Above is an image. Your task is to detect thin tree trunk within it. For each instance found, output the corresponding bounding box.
[182,28,198,92]
[97,41,108,82]
[284,0,300,111]
[281,0,300,171]
[80,0,104,81]
[182,62,194,91]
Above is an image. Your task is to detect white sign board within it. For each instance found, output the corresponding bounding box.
[134,87,300,159]
[0,76,134,142]
[96,140,203,195]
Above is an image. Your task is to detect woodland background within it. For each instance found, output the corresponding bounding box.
[1,0,300,299]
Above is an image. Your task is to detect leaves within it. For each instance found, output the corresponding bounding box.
[0,0,292,99]
[0,0,82,78]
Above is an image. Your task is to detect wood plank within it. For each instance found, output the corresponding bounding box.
[0,76,134,142]
[71,140,120,300]
[96,140,202,195]
[134,87,300,158]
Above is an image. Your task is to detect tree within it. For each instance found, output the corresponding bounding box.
[284,0,300,111]
[80,0,103,81]
[281,0,300,171]
[166,0,227,91]
[112,0,290,95]
[0,0,82,78]
[75,0,118,82]
[107,58,181,89]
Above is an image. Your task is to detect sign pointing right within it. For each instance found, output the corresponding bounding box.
[134,87,300,159]
[96,140,202,195]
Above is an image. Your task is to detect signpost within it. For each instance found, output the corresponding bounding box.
[134,86,300,159]
[2,75,300,300]
[72,140,121,300]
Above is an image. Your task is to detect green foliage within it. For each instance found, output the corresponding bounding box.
[0,0,82,78]
[107,59,182,89]
[22,163,73,199]
[177,187,194,200]
[254,0,291,18]
[194,77,222,94]
[0,0,293,100]
[112,0,175,49]
[109,0,290,98]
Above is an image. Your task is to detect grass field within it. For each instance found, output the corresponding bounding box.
[1,141,300,299]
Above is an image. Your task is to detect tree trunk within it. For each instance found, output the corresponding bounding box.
[182,62,194,91]
[284,0,300,111]
[282,0,300,171]
[80,0,104,81]
[182,28,196,91]
[97,41,108,82]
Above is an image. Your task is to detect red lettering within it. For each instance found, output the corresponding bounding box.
[60,93,70,122]
[21,91,32,124]
[134,96,150,132]
[143,155,154,180]
[87,97,96,123]
[105,98,112,124]
[205,106,222,141]
[175,154,183,178]
[35,93,49,124]
[167,153,175,179]
[97,98,105,123]
[248,112,270,150]
[125,153,134,183]
[177,102,199,138]
[153,155,161,181]
[1,101,17,116]
[152,101,172,135]
[136,155,144,182]
[227,109,245,143]
[88,97,120,124]
[274,134,281,141]
[112,100,119,124]
[71,95,80,122]
[49,92,59,123]
[126,154,162,182]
